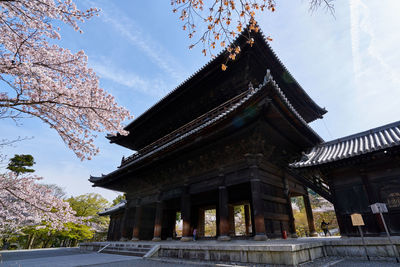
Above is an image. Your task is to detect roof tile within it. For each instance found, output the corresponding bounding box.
[290,120,400,168]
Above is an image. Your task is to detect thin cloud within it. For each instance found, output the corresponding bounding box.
[90,59,170,97]
[85,0,186,83]
[350,0,400,86]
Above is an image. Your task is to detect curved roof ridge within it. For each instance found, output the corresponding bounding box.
[257,27,327,117]
[122,33,232,131]
[268,73,324,142]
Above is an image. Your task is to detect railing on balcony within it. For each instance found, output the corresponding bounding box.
[120,88,252,167]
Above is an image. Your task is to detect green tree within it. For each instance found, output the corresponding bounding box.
[67,193,110,230]
[57,223,94,247]
[7,154,35,176]
[112,194,126,206]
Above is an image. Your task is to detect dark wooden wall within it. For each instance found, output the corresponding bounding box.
[324,155,400,236]
[106,117,315,240]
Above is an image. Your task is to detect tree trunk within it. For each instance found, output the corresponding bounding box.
[27,234,35,249]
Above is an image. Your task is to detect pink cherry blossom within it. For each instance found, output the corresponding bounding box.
[0,172,78,233]
[0,0,132,160]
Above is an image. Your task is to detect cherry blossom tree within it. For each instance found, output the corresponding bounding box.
[171,0,334,70]
[0,0,132,160]
[0,171,78,234]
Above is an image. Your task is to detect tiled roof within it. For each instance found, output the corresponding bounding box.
[90,69,320,184]
[290,120,400,168]
[98,200,126,216]
[121,26,325,132]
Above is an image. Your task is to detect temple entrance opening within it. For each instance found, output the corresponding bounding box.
[291,195,309,237]
[175,211,182,238]
[233,204,252,236]
[203,208,216,237]
[290,189,338,237]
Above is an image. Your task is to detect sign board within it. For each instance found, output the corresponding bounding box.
[351,213,365,226]
[370,203,388,214]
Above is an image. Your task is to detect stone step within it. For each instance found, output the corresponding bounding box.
[105,247,150,253]
[100,249,148,257]
[112,244,153,249]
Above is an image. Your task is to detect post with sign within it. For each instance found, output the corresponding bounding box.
[370,203,399,262]
[351,213,369,261]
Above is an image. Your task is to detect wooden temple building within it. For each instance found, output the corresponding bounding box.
[291,121,400,236]
[91,28,400,241]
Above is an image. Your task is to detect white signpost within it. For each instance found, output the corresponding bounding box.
[369,203,399,263]
[370,203,388,214]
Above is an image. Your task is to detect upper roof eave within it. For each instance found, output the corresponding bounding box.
[108,25,326,146]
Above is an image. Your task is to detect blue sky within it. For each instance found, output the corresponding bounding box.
[1,0,400,202]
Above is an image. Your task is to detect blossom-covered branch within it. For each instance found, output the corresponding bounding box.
[0,0,132,160]
[171,0,334,70]
[0,172,77,233]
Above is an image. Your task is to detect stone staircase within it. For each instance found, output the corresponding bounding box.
[80,242,156,257]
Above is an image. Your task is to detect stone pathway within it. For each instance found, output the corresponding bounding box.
[0,247,207,267]
[1,248,398,267]
[0,248,136,267]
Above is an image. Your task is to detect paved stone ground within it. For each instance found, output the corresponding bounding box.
[1,247,399,267]
[300,257,400,267]
[0,248,202,267]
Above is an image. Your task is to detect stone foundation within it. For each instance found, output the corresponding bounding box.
[155,242,325,266]
[80,237,400,266]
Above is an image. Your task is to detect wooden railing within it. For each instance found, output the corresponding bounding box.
[287,169,333,203]
[120,88,252,167]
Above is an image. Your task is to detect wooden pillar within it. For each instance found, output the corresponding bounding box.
[283,175,297,238]
[165,209,176,240]
[107,217,114,241]
[181,188,192,241]
[111,216,118,241]
[114,215,122,241]
[198,208,205,238]
[218,186,231,241]
[228,205,235,237]
[120,205,130,241]
[152,201,163,241]
[246,153,267,241]
[244,204,251,236]
[251,179,267,240]
[132,204,142,241]
[303,189,318,237]
[361,174,386,234]
[329,185,347,236]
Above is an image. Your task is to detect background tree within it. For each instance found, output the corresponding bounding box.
[8,193,111,249]
[112,194,126,206]
[67,193,110,231]
[42,184,67,199]
[1,153,77,236]
[0,172,78,234]
[0,0,131,160]
[171,0,334,70]
[6,154,35,176]
[291,191,339,237]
